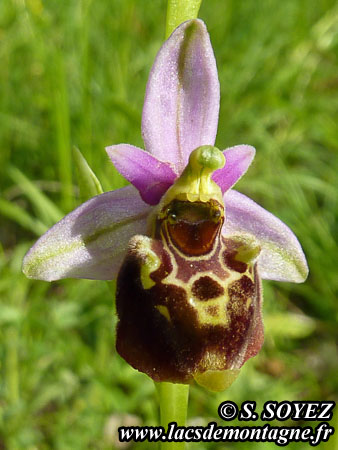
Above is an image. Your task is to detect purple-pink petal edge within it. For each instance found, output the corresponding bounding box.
[106,144,177,205]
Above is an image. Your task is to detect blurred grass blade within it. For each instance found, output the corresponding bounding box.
[73,146,103,202]
[8,165,63,226]
[265,313,316,339]
[0,198,47,236]
[51,50,73,212]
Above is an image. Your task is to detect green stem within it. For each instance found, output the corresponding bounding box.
[156,382,189,450]
[165,0,203,38]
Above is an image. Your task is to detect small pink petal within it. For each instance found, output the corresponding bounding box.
[142,19,220,173]
[106,144,177,205]
[23,186,151,281]
[223,190,309,283]
[212,145,255,192]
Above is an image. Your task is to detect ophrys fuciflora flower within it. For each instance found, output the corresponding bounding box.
[23,20,308,391]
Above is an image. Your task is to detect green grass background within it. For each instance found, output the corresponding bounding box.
[0,0,337,448]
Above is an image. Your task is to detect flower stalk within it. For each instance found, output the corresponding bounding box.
[157,382,189,450]
[165,0,202,38]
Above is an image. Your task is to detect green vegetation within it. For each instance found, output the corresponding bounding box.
[1,0,337,448]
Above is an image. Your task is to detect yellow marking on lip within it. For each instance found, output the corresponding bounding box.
[155,305,171,322]
[198,300,228,326]
[129,235,161,290]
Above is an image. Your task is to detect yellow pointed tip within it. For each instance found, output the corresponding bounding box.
[194,369,240,392]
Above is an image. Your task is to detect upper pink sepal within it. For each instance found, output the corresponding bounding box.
[106,144,177,205]
[142,19,220,173]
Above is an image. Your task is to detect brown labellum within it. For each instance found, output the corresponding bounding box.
[116,197,263,390]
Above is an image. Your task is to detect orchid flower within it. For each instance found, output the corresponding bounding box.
[23,19,308,392]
